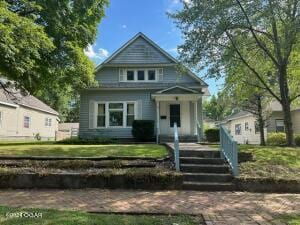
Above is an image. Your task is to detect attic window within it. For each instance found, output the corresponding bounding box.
[121,69,161,82]
[127,70,134,81]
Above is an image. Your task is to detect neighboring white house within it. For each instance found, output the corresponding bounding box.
[221,101,300,144]
[0,82,59,140]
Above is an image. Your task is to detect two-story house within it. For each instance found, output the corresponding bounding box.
[79,33,209,142]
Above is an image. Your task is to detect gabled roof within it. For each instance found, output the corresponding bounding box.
[96,32,177,69]
[155,85,200,94]
[0,79,59,116]
[95,32,208,86]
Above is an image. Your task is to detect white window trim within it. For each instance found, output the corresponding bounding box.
[120,68,161,82]
[275,119,285,132]
[24,116,31,129]
[95,101,137,128]
[45,118,52,127]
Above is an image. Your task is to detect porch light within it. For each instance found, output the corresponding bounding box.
[175,96,178,101]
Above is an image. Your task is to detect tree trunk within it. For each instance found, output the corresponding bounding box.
[278,66,294,146]
[257,96,266,146]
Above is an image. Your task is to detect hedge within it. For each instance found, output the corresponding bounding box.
[132,120,155,141]
[205,128,220,142]
[266,132,286,146]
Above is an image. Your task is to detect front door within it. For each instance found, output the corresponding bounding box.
[170,104,181,128]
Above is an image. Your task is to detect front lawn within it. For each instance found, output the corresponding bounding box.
[276,215,300,225]
[0,206,202,225]
[0,143,168,158]
[238,145,300,180]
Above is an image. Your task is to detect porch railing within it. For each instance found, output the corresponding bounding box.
[173,122,180,171]
[220,125,239,176]
[196,121,201,142]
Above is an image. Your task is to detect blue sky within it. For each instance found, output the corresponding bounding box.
[84,0,223,95]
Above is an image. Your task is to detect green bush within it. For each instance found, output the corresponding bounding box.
[295,134,300,146]
[132,120,155,141]
[266,132,286,146]
[57,137,114,145]
[205,128,220,142]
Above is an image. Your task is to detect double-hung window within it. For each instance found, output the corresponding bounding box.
[275,119,285,132]
[45,118,52,127]
[235,124,241,135]
[245,122,249,131]
[137,70,145,81]
[127,103,135,126]
[97,104,106,127]
[96,102,136,128]
[126,70,134,81]
[24,116,30,128]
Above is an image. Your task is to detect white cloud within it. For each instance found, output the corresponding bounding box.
[122,24,127,29]
[84,44,109,60]
[183,0,192,5]
[167,47,179,55]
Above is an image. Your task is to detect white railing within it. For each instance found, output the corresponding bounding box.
[197,121,201,142]
[173,122,180,171]
[220,125,239,176]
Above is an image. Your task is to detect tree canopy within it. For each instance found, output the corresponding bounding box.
[0,0,108,121]
[171,0,300,145]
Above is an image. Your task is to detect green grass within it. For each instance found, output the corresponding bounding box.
[0,143,168,158]
[0,206,201,225]
[238,145,300,180]
[277,215,300,225]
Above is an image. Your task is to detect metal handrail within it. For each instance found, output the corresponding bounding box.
[220,125,239,176]
[174,123,180,171]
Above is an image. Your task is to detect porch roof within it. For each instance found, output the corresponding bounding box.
[151,85,203,101]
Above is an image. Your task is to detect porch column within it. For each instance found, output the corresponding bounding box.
[197,97,204,142]
[195,100,200,142]
[156,101,160,144]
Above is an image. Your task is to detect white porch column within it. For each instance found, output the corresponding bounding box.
[156,101,160,144]
[195,100,200,142]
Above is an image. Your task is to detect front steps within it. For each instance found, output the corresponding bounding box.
[166,143,235,191]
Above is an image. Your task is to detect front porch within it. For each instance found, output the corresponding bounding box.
[151,86,204,143]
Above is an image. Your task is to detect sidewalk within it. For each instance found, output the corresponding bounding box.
[0,189,299,224]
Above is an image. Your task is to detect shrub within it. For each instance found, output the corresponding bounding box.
[132,120,155,141]
[295,134,300,146]
[266,132,286,146]
[205,128,220,142]
[57,137,114,145]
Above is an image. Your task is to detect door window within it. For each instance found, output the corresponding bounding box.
[170,104,181,127]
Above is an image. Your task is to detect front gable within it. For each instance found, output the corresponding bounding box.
[100,33,176,65]
[108,36,173,64]
[95,33,208,87]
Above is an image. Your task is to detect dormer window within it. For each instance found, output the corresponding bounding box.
[148,70,156,80]
[126,70,134,81]
[119,68,162,82]
[137,70,145,80]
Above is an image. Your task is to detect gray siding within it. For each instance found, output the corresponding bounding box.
[79,90,156,138]
[267,111,284,132]
[108,37,173,64]
[95,66,199,86]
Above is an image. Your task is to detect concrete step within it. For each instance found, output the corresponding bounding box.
[180,164,230,173]
[180,150,220,158]
[180,157,225,164]
[182,181,236,191]
[183,172,233,182]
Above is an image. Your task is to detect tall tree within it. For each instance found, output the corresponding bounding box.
[0,0,108,119]
[204,93,233,121]
[171,0,300,145]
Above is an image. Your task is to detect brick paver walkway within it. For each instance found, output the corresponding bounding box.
[0,189,298,224]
